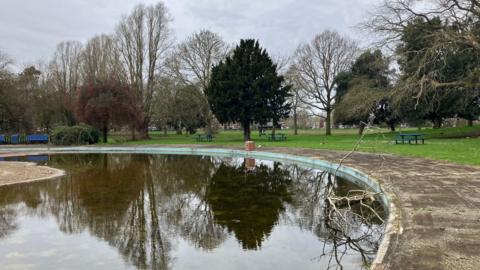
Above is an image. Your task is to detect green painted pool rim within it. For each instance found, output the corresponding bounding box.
[0,146,395,268]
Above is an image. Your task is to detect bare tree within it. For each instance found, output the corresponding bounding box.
[49,41,83,126]
[272,54,291,74]
[0,51,12,71]
[81,34,125,83]
[285,66,308,135]
[363,0,480,92]
[292,30,358,135]
[166,30,229,135]
[169,30,229,92]
[364,0,480,46]
[115,2,173,138]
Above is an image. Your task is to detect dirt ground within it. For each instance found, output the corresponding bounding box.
[0,161,65,186]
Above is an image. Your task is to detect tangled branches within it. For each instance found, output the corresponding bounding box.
[314,113,386,269]
[321,177,386,270]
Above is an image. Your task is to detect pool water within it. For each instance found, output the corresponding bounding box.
[0,154,384,270]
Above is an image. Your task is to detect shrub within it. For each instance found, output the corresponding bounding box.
[51,124,100,145]
[78,124,100,144]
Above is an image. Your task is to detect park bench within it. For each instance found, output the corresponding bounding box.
[10,134,20,144]
[196,134,214,142]
[0,134,49,144]
[268,133,287,142]
[26,134,49,144]
[395,133,425,145]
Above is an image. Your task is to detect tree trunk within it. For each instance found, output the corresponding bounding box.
[137,116,150,139]
[325,110,332,136]
[65,109,76,127]
[140,126,149,139]
[131,126,136,141]
[358,123,365,136]
[293,108,298,135]
[389,122,396,132]
[433,118,443,129]
[467,119,473,127]
[205,110,214,136]
[103,125,108,143]
[243,122,251,141]
[272,122,276,136]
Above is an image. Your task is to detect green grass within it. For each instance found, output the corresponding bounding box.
[106,125,480,166]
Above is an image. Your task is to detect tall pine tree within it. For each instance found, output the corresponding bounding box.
[206,39,291,141]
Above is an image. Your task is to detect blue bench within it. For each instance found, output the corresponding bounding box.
[0,134,49,144]
[10,134,20,144]
[26,134,49,144]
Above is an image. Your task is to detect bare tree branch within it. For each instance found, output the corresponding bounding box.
[291,30,359,135]
[115,2,173,136]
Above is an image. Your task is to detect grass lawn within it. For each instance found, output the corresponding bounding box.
[106,125,480,166]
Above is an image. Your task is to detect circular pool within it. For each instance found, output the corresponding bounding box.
[0,149,388,270]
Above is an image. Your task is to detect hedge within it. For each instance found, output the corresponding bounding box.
[51,124,100,145]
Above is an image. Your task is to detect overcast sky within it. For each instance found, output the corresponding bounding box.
[0,0,380,68]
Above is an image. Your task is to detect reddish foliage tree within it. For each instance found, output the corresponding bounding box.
[76,79,142,142]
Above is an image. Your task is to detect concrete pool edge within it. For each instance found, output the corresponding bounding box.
[0,146,397,269]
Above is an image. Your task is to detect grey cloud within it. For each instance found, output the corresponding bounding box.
[0,0,380,68]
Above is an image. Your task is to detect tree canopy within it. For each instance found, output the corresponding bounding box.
[206,39,291,141]
[392,17,480,127]
[76,79,141,142]
[334,50,396,134]
[154,78,209,135]
[1,0,479,140]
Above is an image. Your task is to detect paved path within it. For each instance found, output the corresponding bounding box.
[0,145,479,269]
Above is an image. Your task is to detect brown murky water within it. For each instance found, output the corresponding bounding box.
[0,154,384,270]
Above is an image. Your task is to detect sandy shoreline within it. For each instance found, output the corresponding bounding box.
[0,161,65,187]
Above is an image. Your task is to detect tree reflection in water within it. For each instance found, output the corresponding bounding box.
[207,160,292,250]
[0,154,385,270]
[287,165,385,269]
[0,207,17,239]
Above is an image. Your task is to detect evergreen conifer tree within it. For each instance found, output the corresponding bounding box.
[206,39,291,141]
